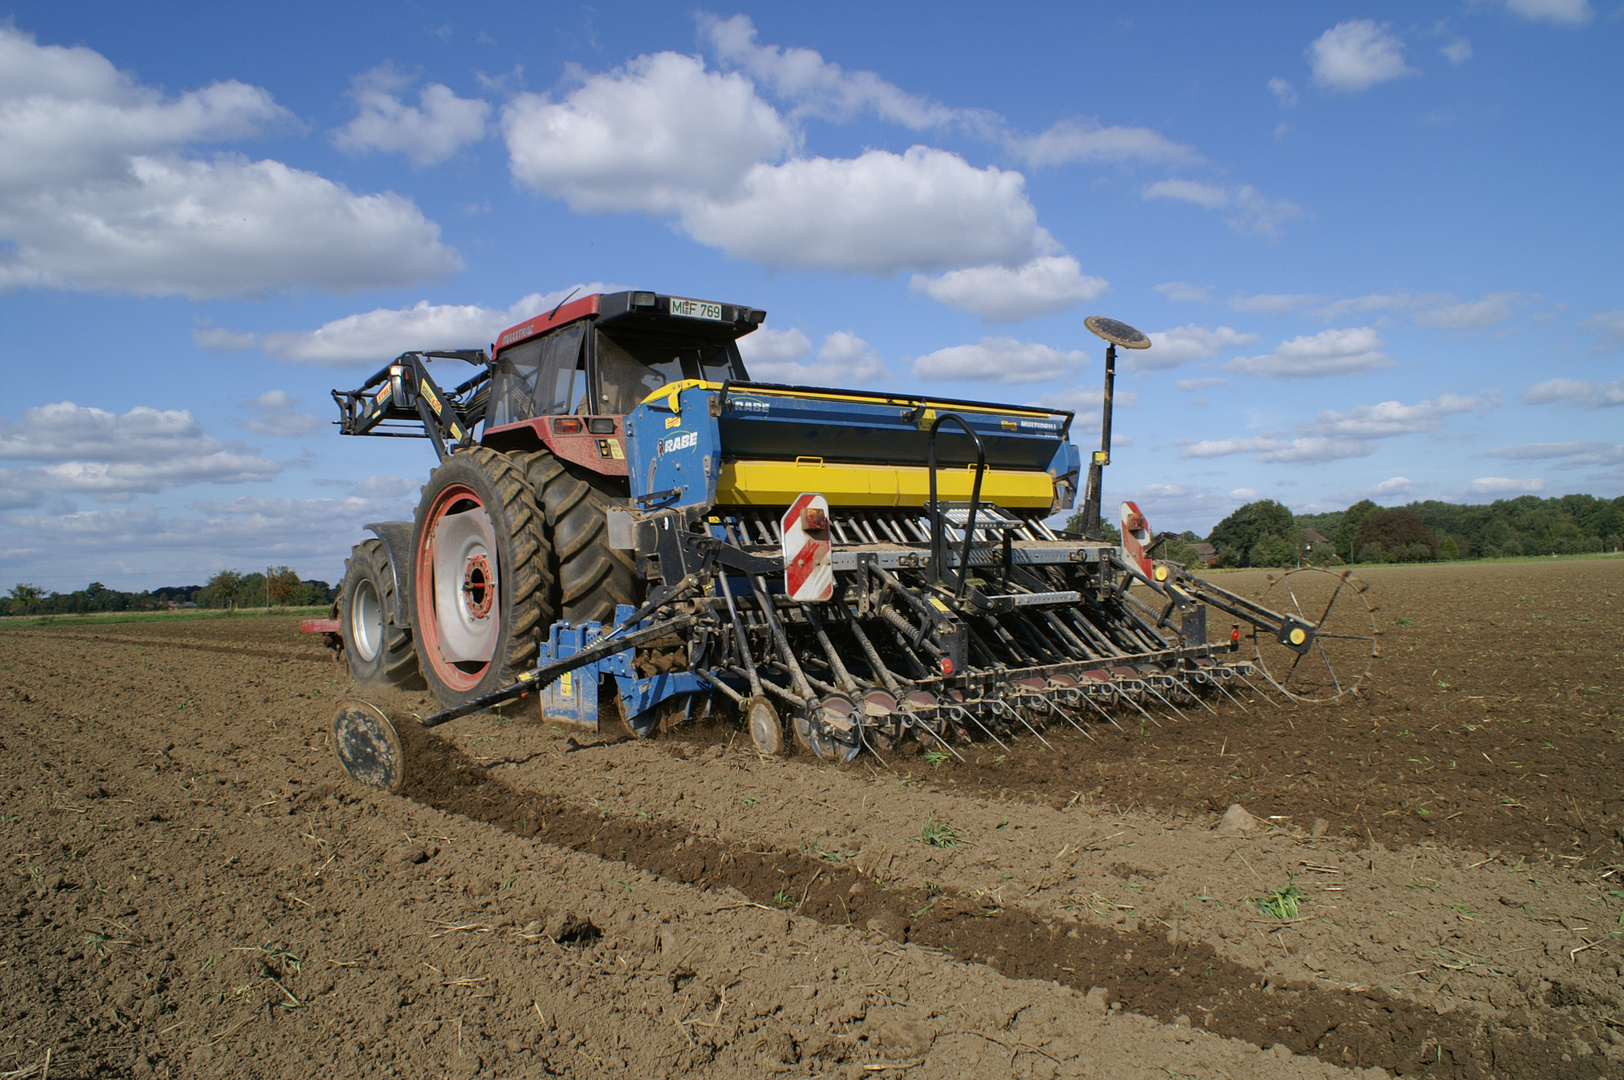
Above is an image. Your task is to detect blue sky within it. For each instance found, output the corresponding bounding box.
[1,1,1619,591]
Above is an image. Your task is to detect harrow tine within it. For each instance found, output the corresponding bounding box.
[1141,681,1192,723]
[1078,690,1126,731]
[988,698,1056,750]
[1231,670,1277,707]
[947,703,1014,753]
[1210,675,1255,715]
[1175,674,1220,715]
[1046,699,1097,742]
[1115,686,1163,729]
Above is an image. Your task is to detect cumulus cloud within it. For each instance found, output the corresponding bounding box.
[1580,311,1624,354]
[1156,281,1212,303]
[1230,292,1326,314]
[1268,78,1299,107]
[1136,325,1259,371]
[1307,20,1418,93]
[1142,180,1304,238]
[1030,385,1139,413]
[0,25,460,298]
[1226,327,1392,379]
[1371,476,1415,496]
[909,256,1106,321]
[502,51,792,215]
[1300,393,1495,438]
[700,13,974,131]
[240,391,321,437]
[333,64,490,166]
[1013,117,1199,167]
[1180,436,1375,464]
[1465,476,1546,495]
[1520,377,1624,408]
[212,284,617,365]
[0,402,284,501]
[682,147,1052,274]
[738,328,885,386]
[1441,39,1474,64]
[1504,0,1593,24]
[1483,441,1624,466]
[912,338,1088,384]
[1412,292,1528,330]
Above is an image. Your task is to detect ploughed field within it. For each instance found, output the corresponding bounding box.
[2,557,1621,1079]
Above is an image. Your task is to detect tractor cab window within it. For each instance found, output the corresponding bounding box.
[487,337,544,428]
[534,323,587,416]
[486,323,587,426]
[593,329,746,414]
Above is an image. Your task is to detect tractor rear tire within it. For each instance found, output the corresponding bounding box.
[526,453,640,623]
[339,539,421,689]
[410,447,553,706]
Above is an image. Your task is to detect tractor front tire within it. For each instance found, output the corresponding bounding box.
[410,448,552,706]
[526,453,640,623]
[339,539,420,689]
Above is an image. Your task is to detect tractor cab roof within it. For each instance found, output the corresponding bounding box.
[494,291,767,353]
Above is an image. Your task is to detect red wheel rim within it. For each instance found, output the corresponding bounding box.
[414,482,499,693]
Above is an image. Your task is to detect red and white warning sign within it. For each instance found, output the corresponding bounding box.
[781,493,834,602]
[1119,500,1155,578]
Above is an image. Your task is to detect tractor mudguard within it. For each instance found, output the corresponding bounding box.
[363,521,415,628]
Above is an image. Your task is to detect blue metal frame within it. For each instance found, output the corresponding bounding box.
[535,606,711,734]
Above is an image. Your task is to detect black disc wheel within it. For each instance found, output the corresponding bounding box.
[410,448,551,706]
[339,539,420,689]
[526,453,641,624]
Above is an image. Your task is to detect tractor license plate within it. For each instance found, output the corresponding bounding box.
[669,297,723,321]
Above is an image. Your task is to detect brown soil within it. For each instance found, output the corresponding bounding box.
[2,557,1621,1079]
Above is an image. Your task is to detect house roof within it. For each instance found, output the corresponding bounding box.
[1302,528,1330,544]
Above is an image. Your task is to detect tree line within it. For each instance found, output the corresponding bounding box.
[5,568,335,616]
[1068,493,1624,569]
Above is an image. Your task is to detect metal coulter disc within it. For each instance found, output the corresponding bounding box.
[332,699,406,794]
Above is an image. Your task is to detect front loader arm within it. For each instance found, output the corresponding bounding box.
[332,350,493,463]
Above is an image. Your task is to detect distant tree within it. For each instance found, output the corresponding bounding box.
[1208,500,1295,568]
[7,583,43,616]
[1248,533,1298,568]
[1334,500,1379,563]
[1158,534,1204,567]
[1353,509,1437,562]
[1062,511,1121,543]
[265,565,300,608]
[206,569,244,611]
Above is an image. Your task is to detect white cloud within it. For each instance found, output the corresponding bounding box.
[1137,325,1259,370]
[1301,393,1494,438]
[1179,436,1376,464]
[1465,476,1547,495]
[1581,311,1624,354]
[682,147,1052,274]
[501,51,793,214]
[700,13,973,131]
[0,25,460,298]
[1521,377,1624,408]
[334,65,490,166]
[240,391,321,437]
[1226,327,1392,379]
[192,321,258,352]
[1014,118,1198,167]
[909,256,1106,321]
[1371,476,1414,496]
[1483,442,1624,466]
[225,285,617,366]
[912,337,1088,384]
[1031,385,1139,413]
[1156,281,1212,303]
[1176,377,1227,391]
[739,329,885,387]
[1307,20,1418,93]
[1441,39,1474,64]
[0,402,284,501]
[1142,180,1304,238]
[1412,292,1527,330]
[1230,292,1326,314]
[1312,291,1447,320]
[1268,77,1299,107]
[1504,0,1593,24]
